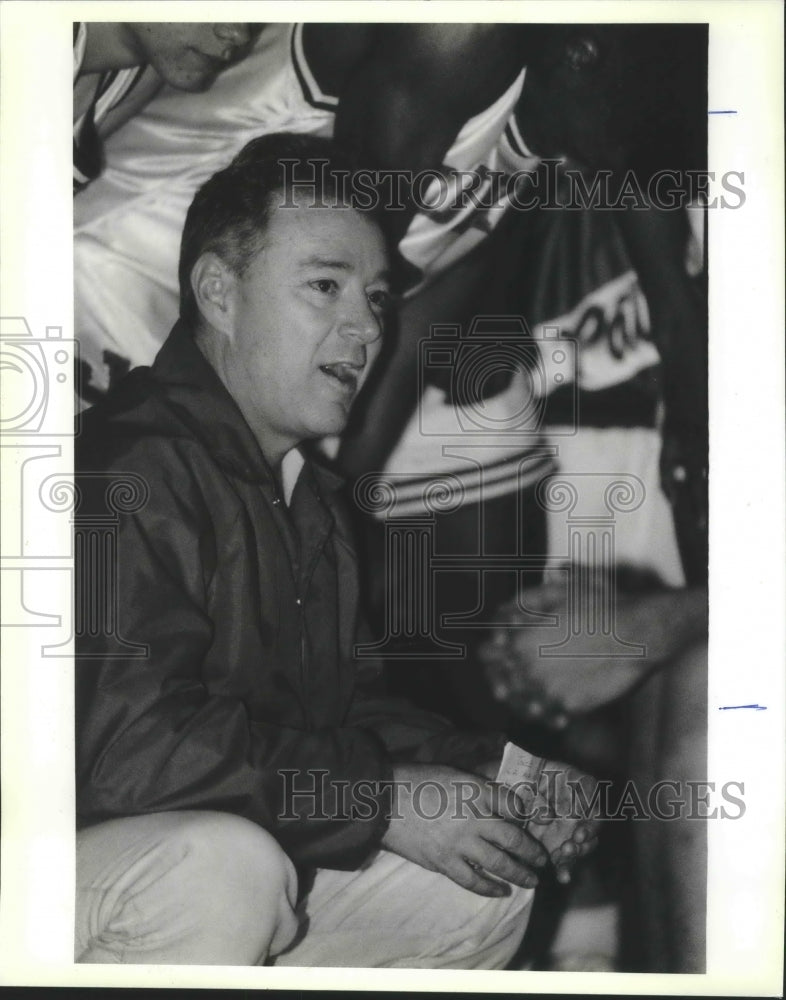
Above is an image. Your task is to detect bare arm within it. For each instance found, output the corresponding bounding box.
[334,25,525,475]
[481,585,709,723]
[95,65,164,138]
[333,24,524,240]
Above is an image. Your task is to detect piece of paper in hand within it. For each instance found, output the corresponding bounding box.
[495,741,545,788]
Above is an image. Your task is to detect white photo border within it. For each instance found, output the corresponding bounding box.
[0,0,783,992]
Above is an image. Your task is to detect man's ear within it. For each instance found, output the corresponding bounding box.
[191,253,237,337]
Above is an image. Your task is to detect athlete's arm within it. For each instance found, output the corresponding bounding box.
[322,24,525,241]
[96,66,164,138]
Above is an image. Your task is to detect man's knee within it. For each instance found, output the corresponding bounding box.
[169,811,296,895]
[77,811,299,964]
[150,811,299,948]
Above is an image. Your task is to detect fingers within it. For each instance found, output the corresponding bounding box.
[487,781,538,825]
[549,708,570,730]
[483,653,517,702]
[447,860,512,898]
[471,840,542,890]
[454,802,600,895]
[473,817,598,891]
[479,810,549,870]
[507,691,571,729]
[549,823,600,883]
[573,821,600,845]
[509,583,567,616]
[490,583,567,629]
[551,833,598,883]
[481,647,539,702]
[498,682,571,727]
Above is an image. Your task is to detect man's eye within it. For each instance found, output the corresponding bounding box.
[368,288,391,310]
[310,279,338,294]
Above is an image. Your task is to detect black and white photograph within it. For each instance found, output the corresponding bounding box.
[0,1,783,993]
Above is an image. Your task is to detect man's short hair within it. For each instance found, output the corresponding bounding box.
[178,132,393,327]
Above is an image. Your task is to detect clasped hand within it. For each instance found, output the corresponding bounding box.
[381,761,598,895]
[479,582,652,726]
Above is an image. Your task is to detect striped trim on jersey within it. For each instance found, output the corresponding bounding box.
[73,23,147,192]
[290,23,339,112]
[369,444,558,519]
[502,115,537,161]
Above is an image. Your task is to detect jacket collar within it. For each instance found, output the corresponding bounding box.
[149,322,345,496]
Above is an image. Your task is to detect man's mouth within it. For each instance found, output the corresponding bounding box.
[199,50,229,67]
[192,48,237,73]
[319,362,363,394]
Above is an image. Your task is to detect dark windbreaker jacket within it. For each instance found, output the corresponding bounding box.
[75,323,504,870]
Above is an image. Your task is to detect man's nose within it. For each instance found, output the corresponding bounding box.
[340,299,382,344]
[214,24,253,47]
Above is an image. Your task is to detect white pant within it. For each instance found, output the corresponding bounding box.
[76,811,533,968]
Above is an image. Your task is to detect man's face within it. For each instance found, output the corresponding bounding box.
[215,198,391,463]
[126,23,258,91]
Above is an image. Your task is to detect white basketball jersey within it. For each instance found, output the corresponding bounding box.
[398,73,538,284]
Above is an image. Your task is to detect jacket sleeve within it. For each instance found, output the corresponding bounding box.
[344,635,506,772]
[75,445,392,871]
[329,482,508,774]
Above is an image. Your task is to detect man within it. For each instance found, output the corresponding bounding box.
[75,133,596,967]
[73,22,256,191]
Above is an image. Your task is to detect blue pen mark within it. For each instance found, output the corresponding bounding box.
[709,110,737,115]
[719,704,767,711]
